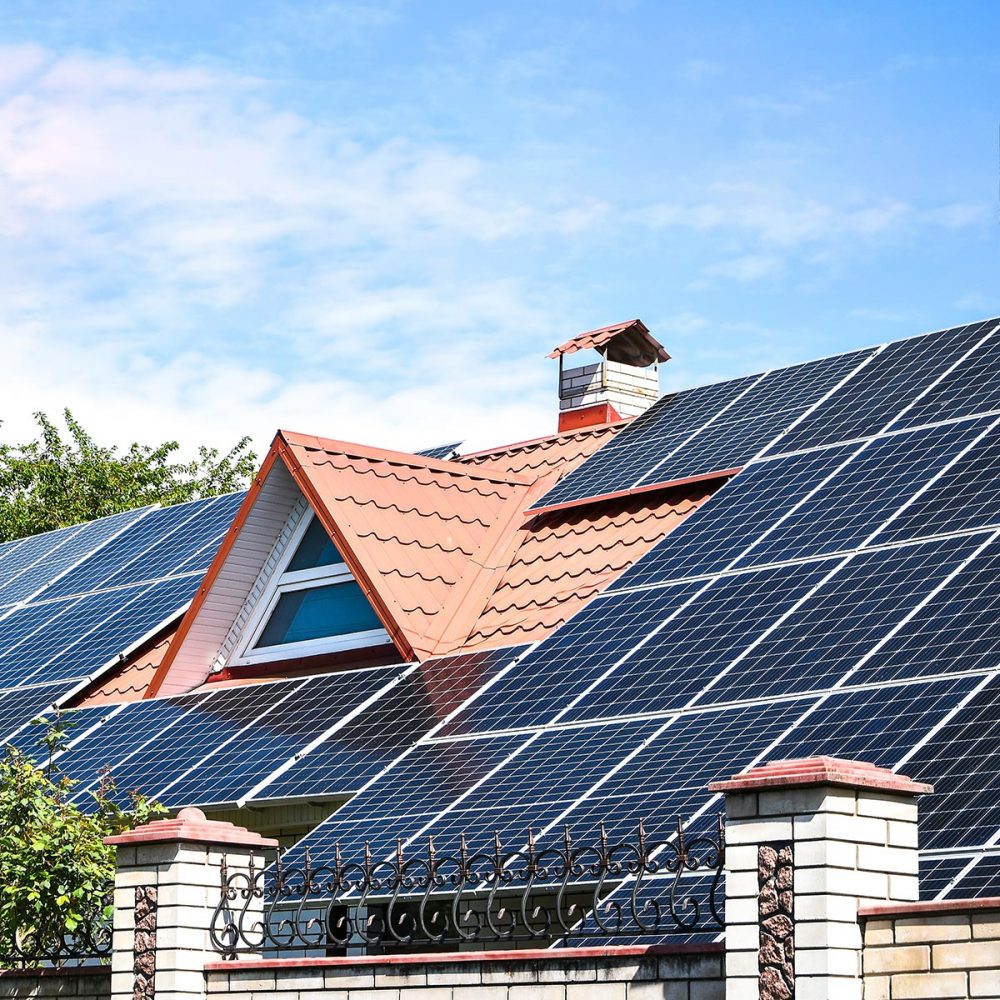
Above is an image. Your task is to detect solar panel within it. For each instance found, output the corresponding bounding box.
[438,585,704,736]
[896,324,1000,430]
[698,536,986,706]
[901,675,1000,851]
[949,852,1000,899]
[563,559,836,724]
[919,854,973,900]
[771,320,997,455]
[415,442,463,460]
[260,646,528,801]
[850,533,1000,687]
[0,679,83,746]
[731,418,990,570]
[610,444,857,590]
[159,666,400,808]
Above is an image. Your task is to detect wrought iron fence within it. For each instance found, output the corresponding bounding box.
[210,816,725,957]
[0,888,114,969]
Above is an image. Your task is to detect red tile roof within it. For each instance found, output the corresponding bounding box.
[461,484,713,650]
[547,319,670,364]
[76,629,175,706]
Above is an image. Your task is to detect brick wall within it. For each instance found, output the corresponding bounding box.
[0,967,110,1000]
[205,944,724,1000]
[860,899,1000,999]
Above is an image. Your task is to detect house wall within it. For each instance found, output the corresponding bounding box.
[0,967,110,1000]
[861,899,1000,1000]
[205,944,725,1000]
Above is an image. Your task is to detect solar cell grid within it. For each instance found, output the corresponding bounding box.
[0,507,149,608]
[0,523,87,596]
[700,536,985,706]
[610,444,857,590]
[262,646,528,800]
[55,692,212,791]
[86,678,310,808]
[99,492,245,590]
[919,854,972,901]
[0,679,81,745]
[873,423,1000,545]
[31,574,201,686]
[761,676,978,769]
[563,559,835,724]
[849,533,1000,687]
[771,320,997,456]
[42,497,220,601]
[162,666,399,807]
[731,418,989,570]
[532,374,761,509]
[438,584,704,736]
[950,853,1000,899]
[896,323,1000,430]
[901,675,1000,852]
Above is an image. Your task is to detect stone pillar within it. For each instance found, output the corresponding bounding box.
[709,756,932,1000]
[105,807,278,1000]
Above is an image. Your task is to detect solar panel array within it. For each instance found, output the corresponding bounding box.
[0,492,245,747]
[285,316,1000,904]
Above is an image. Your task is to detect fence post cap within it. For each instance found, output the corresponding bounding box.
[709,756,933,796]
[104,808,279,848]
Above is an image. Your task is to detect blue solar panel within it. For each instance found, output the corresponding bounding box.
[700,536,985,706]
[874,423,1000,545]
[98,492,244,589]
[263,646,528,801]
[533,374,761,509]
[416,442,463,460]
[897,324,1000,429]
[902,675,1000,851]
[851,534,1000,687]
[950,852,1000,899]
[160,667,399,808]
[771,320,997,455]
[0,679,82,746]
[611,444,857,589]
[42,497,221,601]
[731,419,988,569]
[439,584,705,736]
[0,507,150,608]
[919,854,972,900]
[54,692,212,791]
[0,523,87,598]
[563,559,835,724]
[762,676,979,767]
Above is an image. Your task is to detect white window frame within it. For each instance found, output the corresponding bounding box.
[230,512,390,666]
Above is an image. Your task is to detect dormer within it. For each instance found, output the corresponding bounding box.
[549,319,669,432]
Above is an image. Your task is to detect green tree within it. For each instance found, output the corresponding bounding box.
[0,716,165,966]
[0,410,257,542]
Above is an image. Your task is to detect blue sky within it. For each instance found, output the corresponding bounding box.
[0,1,997,456]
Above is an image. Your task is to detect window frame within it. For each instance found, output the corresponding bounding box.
[230,512,391,666]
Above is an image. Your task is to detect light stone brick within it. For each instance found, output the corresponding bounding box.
[323,968,375,989]
[482,965,538,985]
[863,943,930,973]
[724,845,759,872]
[725,924,759,950]
[723,951,757,978]
[626,982,688,1000]
[225,972,276,991]
[795,918,863,950]
[888,820,920,848]
[795,864,887,899]
[567,984,626,1000]
[538,962,597,984]
[895,915,972,943]
[373,967,426,988]
[794,810,888,845]
[453,988,508,1000]
[758,786,831,817]
[796,893,861,923]
[890,970,969,998]
[888,874,920,900]
[427,964,481,987]
[794,945,862,975]
[794,838,857,869]
[970,969,1000,997]
[932,939,1000,969]
[724,870,758,898]
[858,844,919,875]
[509,986,566,1000]
[719,978,758,1000]
[724,896,757,923]
[972,912,1000,939]
[723,792,758,819]
[856,794,919,822]
[865,975,891,1000]
[722,818,793,845]
[297,991,348,1000]
[794,978,862,1000]
[864,920,896,946]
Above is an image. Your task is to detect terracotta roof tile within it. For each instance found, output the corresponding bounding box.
[76,629,176,706]
[547,319,670,364]
[461,484,715,650]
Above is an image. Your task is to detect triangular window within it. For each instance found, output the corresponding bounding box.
[231,513,388,665]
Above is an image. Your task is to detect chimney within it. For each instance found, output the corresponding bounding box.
[548,319,669,432]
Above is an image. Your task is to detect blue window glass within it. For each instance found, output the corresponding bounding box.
[286,517,342,571]
[256,581,381,647]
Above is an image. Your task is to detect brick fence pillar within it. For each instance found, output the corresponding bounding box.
[709,757,932,1000]
[105,807,278,1000]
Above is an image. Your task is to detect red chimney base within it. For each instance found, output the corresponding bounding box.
[558,402,622,433]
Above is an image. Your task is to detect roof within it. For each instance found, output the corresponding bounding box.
[75,630,175,706]
[547,319,670,365]
[462,483,714,649]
